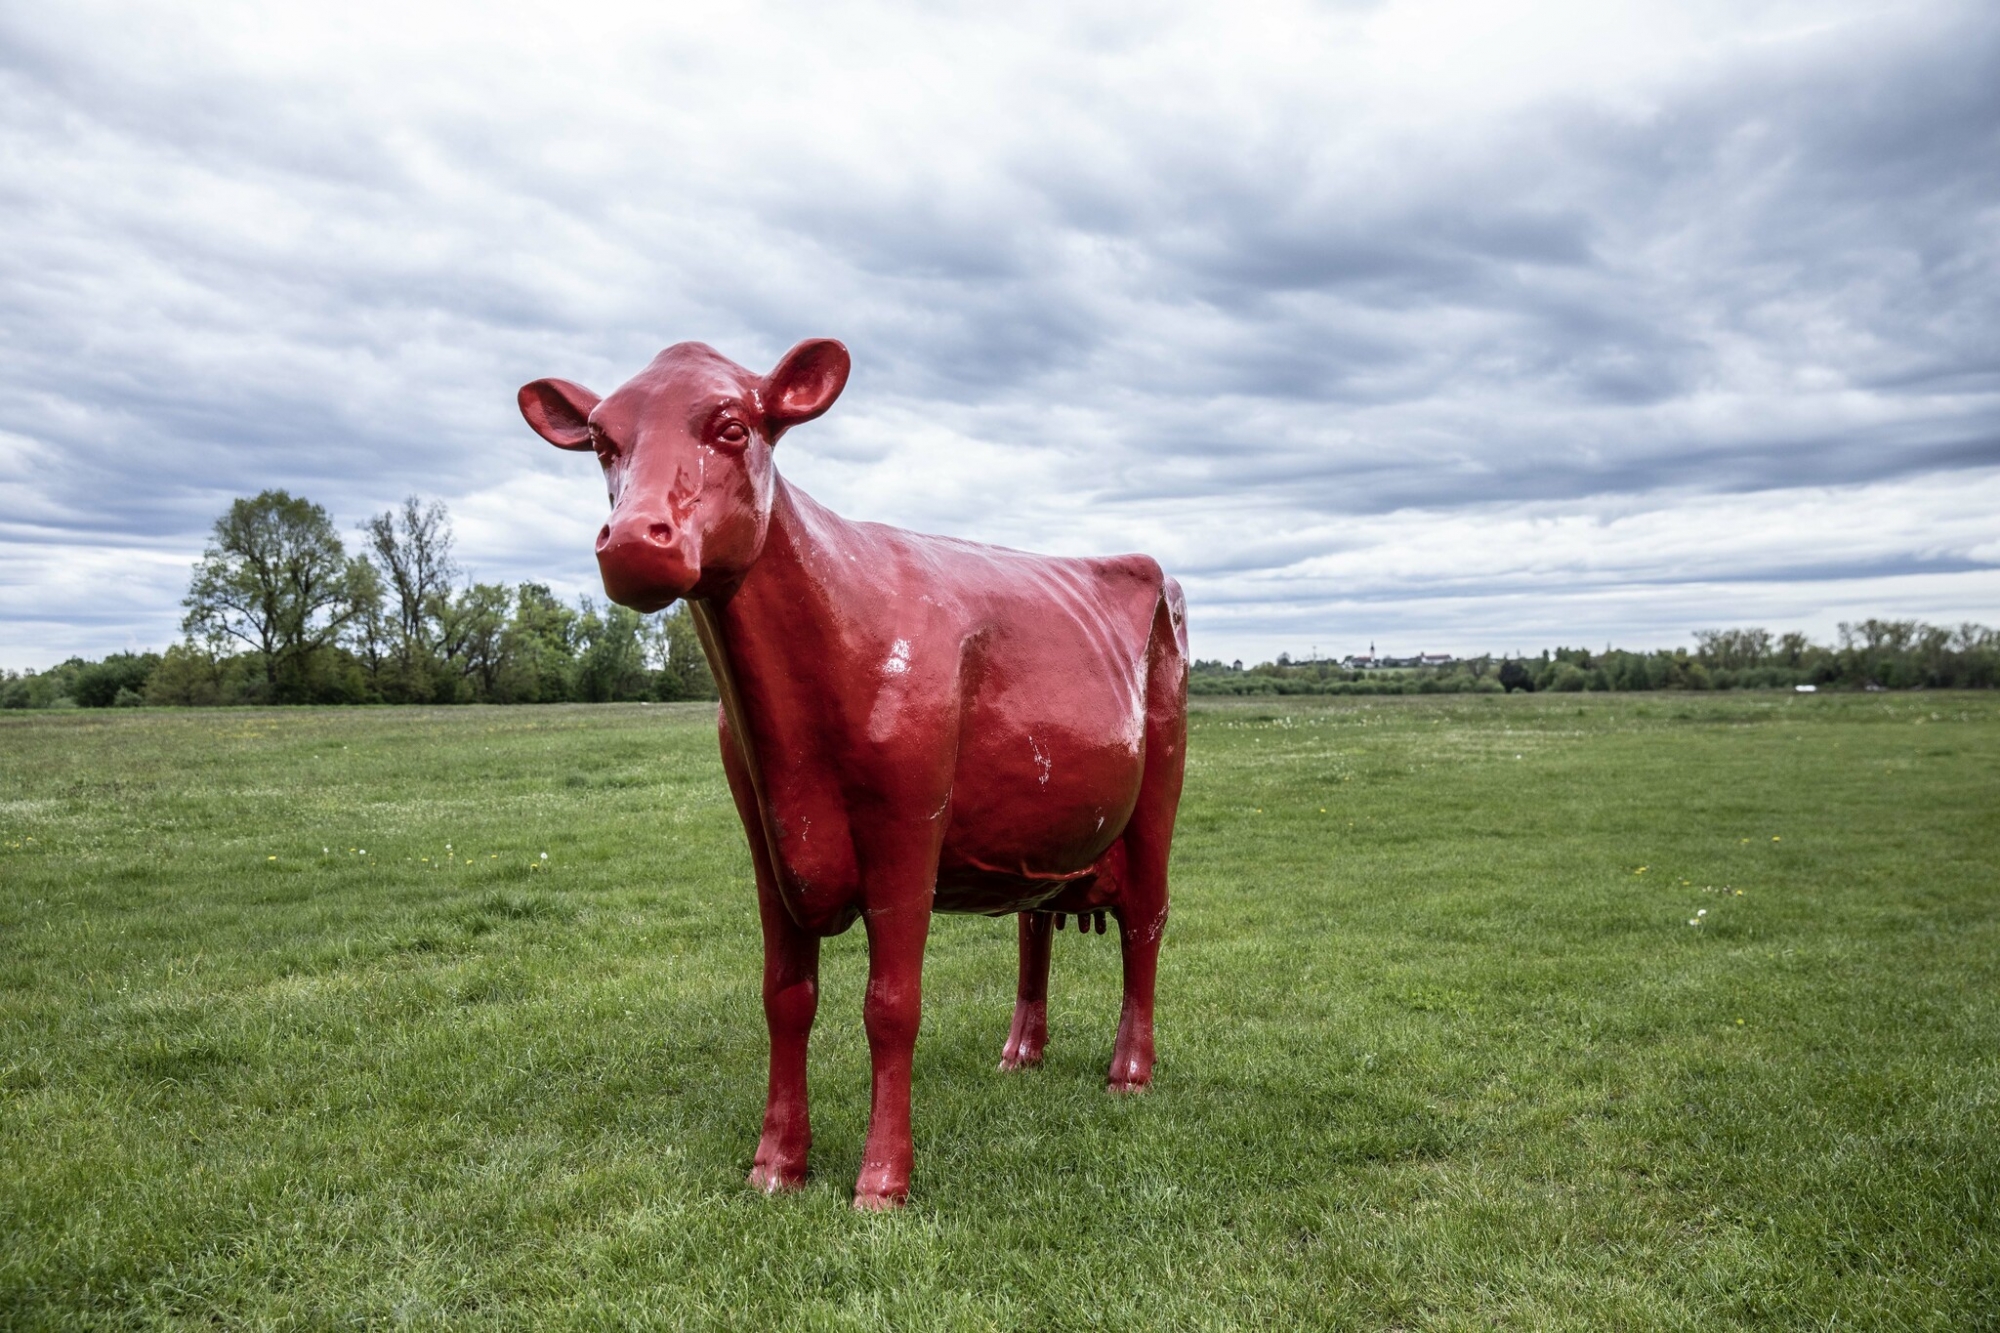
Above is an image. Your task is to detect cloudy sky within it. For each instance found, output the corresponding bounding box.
[2,0,1996,669]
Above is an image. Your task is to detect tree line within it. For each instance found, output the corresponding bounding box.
[1189,621,2000,696]
[6,490,1996,708]
[1,490,715,709]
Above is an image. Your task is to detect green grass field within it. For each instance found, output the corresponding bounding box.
[2,694,1996,1329]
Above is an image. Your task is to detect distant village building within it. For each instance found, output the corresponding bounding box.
[1339,646,1455,671]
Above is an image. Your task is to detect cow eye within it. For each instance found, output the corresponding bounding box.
[715,420,750,447]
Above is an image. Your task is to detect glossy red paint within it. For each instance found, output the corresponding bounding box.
[520,340,1187,1209]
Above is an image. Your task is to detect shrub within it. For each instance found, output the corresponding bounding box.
[1547,662,1589,692]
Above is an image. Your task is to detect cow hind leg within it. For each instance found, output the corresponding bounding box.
[1000,911,1053,1071]
[1108,590,1186,1093]
[1108,845,1167,1093]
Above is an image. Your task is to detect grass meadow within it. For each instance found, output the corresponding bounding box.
[2,694,1996,1329]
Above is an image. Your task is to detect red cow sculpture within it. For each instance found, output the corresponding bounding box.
[519,339,1187,1209]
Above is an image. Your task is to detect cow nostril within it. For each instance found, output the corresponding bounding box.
[647,522,675,544]
[595,524,612,551]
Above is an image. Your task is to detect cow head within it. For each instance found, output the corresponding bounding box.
[518,339,849,612]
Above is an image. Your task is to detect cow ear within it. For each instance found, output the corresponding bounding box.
[518,379,601,451]
[763,339,849,435]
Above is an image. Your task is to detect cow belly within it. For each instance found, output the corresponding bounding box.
[933,723,1145,912]
[932,595,1153,909]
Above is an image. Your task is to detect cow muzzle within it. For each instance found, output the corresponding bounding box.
[596,512,700,612]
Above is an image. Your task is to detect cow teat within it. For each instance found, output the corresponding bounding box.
[519,338,849,612]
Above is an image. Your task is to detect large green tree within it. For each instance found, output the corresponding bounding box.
[435,582,513,700]
[575,600,651,702]
[650,604,717,701]
[359,496,458,700]
[182,490,374,699]
[495,582,580,702]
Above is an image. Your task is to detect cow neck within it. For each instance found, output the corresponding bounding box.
[704,474,852,717]
[690,476,852,903]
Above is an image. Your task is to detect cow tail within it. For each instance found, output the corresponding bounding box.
[1161,576,1189,661]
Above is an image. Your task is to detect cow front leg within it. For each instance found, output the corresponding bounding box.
[720,707,820,1194]
[855,901,931,1209]
[999,911,1052,1071]
[750,876,820,1193]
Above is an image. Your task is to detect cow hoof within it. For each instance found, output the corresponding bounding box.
[853,1163,910,1210]
[852,1186,908,1211]
[1001,1000,1049,1074]
[749,1162,807,1194]
[998,1047,1045,1072]
[1106,1076,1153,1095]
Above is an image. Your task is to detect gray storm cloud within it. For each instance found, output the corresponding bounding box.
[1,0,1996,667]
